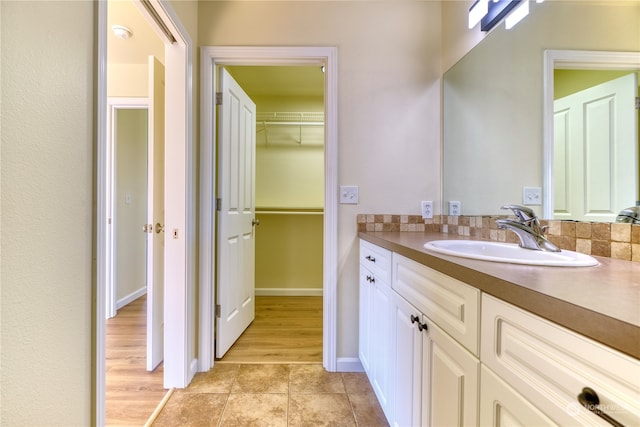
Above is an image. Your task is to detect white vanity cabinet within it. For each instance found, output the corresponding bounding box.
[359,240,393,419]
[359,238,639,427]
[390,253,481,427]
[481,293,640,427]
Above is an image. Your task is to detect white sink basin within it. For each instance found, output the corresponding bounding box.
[423,240,599,267]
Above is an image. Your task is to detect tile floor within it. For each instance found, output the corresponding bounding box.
[151,363,389,426]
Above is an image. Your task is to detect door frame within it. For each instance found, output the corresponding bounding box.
[542,49,640,218]
[199,46,339,372]
[105,97,149,319]
[96,1,194,425]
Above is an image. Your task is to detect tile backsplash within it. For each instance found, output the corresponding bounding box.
[357,214,640,263]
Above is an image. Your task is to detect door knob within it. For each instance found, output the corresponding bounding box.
[155,223,164,233]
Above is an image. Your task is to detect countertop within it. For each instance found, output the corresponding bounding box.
[359,231,640,359]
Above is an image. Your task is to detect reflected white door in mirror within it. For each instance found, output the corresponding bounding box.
[542,50,640,222]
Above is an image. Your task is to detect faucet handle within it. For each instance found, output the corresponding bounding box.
[501,205,537,222]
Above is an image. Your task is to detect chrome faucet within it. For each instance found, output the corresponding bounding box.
[496,205,560,252]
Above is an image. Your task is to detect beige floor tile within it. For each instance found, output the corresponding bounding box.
[231,364,290,394]
[288,393,356,426]
[186,363,240,393]
[289,364,346,394]
[341,372,374,394]
[348,392,390,427]
[152,390,227,427]
[219,393,288,427]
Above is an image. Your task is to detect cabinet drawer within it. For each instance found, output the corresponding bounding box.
[480,365,558,427]
[482,294,640,426]
[392,253,480,356]
[360,240,392,284]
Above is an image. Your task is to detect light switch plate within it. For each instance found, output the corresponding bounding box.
[339,185,359,204]
[523,187,542,205]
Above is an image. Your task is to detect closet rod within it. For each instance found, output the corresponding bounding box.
[256,208,324,215]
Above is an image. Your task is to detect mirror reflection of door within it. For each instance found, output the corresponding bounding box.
[553,72,639,222]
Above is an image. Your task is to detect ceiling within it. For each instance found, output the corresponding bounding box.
[107,0,164,65]
[225,66,324,97]
[107,0,323,98]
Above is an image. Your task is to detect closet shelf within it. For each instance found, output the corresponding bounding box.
[256,112,324,147]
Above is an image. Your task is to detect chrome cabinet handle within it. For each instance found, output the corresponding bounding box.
[578,387,625,427]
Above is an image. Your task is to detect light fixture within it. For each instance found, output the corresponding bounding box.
[468,0,489,29]
[505,0,529,29]
[111,25,133,40]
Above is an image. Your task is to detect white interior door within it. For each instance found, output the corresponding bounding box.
[554,73,638,222]
[146,56,165,371]
[216,68,257,358]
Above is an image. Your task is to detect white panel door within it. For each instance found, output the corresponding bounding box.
[146,56,165,371]
[554,73,638,221]
[216,68,257,358]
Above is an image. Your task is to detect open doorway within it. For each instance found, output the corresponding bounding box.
[199,46,339,374]
[104,1,166,424]
[98,0,194,424]
[216,66,325,363]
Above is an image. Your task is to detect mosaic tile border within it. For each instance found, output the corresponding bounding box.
[357,214,640,263]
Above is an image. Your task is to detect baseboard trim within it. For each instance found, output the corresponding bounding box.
[117,287,146,310]
[336,357,364,372]
[255,288,323,297]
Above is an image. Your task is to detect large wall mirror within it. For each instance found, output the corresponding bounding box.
[443,1,640,222]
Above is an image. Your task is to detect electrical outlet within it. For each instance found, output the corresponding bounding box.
[339,185,359,204]
[523,186,542,205]
[421,201,433,219]
[449,201,461,216]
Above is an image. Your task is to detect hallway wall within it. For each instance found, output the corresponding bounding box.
[0,1,94,424]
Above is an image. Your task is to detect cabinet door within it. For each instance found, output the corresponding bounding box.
[480,365,558,427]
[391,291,423,427]
[371,278,393,416]
[360,259,393,421]
[422,319,479,427]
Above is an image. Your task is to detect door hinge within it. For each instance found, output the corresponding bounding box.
[216,92,223,105]
[216,198,222,211]
[636,96,640,110]
[215,304,221,318]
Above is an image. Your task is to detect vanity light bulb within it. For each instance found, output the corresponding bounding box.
[505,0,530,29]
[468,0,489,29]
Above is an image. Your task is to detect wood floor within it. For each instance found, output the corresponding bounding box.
[219,295,323,363]
[106,295,166,426]
[106,294,323,425]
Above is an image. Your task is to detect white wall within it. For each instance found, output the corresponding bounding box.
[108,64,148,98]
[115,109,148,302]
[198,1,443,360]
[0,1,93,424]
